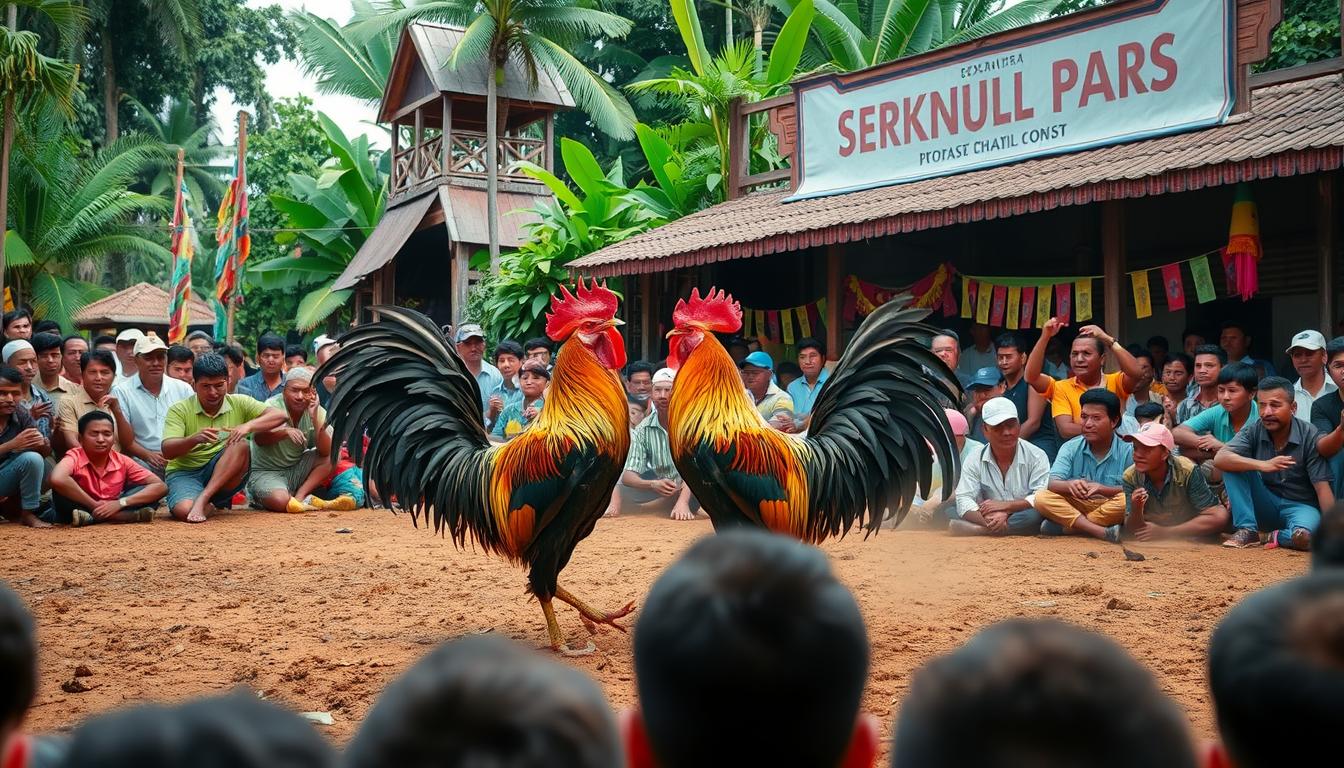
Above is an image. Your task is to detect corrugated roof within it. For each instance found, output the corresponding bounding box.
[332,191,439,291]
[74,283,216,328]
[442,186,545,248]
[571,73,1344,276]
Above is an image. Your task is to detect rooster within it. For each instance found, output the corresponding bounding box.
[321,281,632,655]
[665,288,960,541]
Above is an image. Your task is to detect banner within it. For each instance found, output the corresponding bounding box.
[1054,283,1072,323]
[989,285,1007,326]
[796,306,811,339]
[766,310,780,341]
[1005,286,1021,330]
[781,307,795,345]
[1191,255,1217,304]
[1161,263,1186,310]
[1020,286,1036,329]
[976,280,992,324]
[743,310,754,339]
[961,279,974,319]
[1132,271,1153,318]
[214,145,250,304]
[789,0,1234,200]
[168,180,196,344]
[1074,279,1093,322]
[1035,286,1052,328]
[754,310,766,340]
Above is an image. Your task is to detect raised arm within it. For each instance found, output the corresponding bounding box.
[1078,325,1144,391]
[1025,318,1064,395]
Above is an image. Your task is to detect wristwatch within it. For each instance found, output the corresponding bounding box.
[118,498,127,509]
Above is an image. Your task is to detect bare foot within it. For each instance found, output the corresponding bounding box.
[670,506,694,521]
[602,507,619,518]
[186,505,208,523]
[19,511,51,528]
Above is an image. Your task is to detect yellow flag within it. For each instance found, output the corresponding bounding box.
[1035,284,1052,327]
[742,309,754,338]
[754,310,766,340]
[976,281,992,324]
[961,278,973,319]
[1131,271,1153,319]
[1074,279,1093,321]
[796,306,812,338]
[781,307,795,345]
[1005,286,1021,329]
[816,298,828,321]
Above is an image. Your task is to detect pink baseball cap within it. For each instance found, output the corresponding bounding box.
[1123,421,1175,452]
[944,408,969,437]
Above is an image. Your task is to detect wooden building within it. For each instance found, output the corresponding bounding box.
[74,282,216,337]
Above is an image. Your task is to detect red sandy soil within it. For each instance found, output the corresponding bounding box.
[1,508,1306,751]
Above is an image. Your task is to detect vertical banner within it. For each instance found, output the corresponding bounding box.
[781,308,795,345]
[1054,283,1072,323]
[766,310,781,341]
[961,278,974,319]
[815,300,827,325]
[742,310,754,339]
[1035,285,1052,328]
[796,306,812,339]
[754,310,767,340]
[1074,279,1093,322]
[975,280,992,324]
[1020,286,1036,329]
[807,303,824,335]
[1132,271,1153,318]
[989,285,1007,326]
[1005,286,1021,330]
[1191,255,1217,304]
[1161,263,1186,310]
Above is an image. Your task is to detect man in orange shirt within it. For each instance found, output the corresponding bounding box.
[1026,318,1145,441]
[49,411,166,525]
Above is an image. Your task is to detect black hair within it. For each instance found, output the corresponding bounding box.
[1209,572,1344,768]
[1193,343,1228,365]
[30,332,62,355]
[218,344,245,367]
[284,344,306,361]
[1313,502,1344,570]
[0,581,36,729]
[635,529,868,768]
[1164,352,1194,377]
[797,337,826,356]
[78,410,116,435]
[185,330,213,344]
[166,345,195,366]
[1073,334,1107,355]
[61,334,87,354]
[1326,336,1344,363]
[256,332,285,355]
[1134,402,1165,422]
[1256,375,1294,401]
[1181,328,1205,344]
[1079,388,1122,422]
[92,334,116,348]
[1146,335,1169,351]
[1,309,31,330]
[1220,319,1251,337]
[994,332,1023,352]
[776,361,803,379]
[81,348,117,373]
[893,618,1194,768]
[1216,362,1258,391]
[626,360,656,379]
[32,320,60,335]
[523,337,553,354]
[494,339,524,362]
[725,336,750,351]
[936,328,960,344]
[60,690,335,768]
[1130,347,1154,365]
[193,353,229,382]
[0,367,21,387]
[344,634,619,768]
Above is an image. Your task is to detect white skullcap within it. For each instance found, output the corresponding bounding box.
[2,339,33,362]
[284,367,314,387]
[653,367,676,384]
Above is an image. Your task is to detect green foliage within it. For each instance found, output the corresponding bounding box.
[128,97,228,221]
[293,0,403,104]
[1,1,84,115]
[1259,0,1341,72]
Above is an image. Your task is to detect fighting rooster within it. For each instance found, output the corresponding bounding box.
[665,288,960,541]
[321,281,632,654]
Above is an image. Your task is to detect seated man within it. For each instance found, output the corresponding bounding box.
[49,412,167,526]
[891,619,1195,768]
[607,368,699,521]
[1173,362,1259,466]
[1207,571,1344,768]
[738,351,795,432]
[161,354,287,523]
[626,393,649,435]
[0,367,52,528]
[1134,401,1165,426]
[1215,376,1335,550]
[963,366,1003,442]
[950,397,1050,537]
[283,344,307,371]
[627,529,877,768]
[1035,389,1131,543]
[3,341,52,441]
[235,332,287,401]
[492,359,548,442]
[111,334,193,477]
[1122,422,1230,541]
[904,409,982,528]
[308,441,363,511]
[1159,352,1193,425]
[54,348,119,457]
[345,635,620,768]
[1312,335,1344,499]
[165,344,194,385]
[1312,501,1344,569]
[248,368,332,514]
[1176,344,1225,425]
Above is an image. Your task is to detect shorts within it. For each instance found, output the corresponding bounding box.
[319,466,365,506]
[166,450,248,511]
[247,449,321,501]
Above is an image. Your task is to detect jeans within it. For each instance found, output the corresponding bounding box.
[0,451,47,511]
[1003,507,1044,535]
[1223,469,1321,547]
[1327,451,1344,501]
[53,485,152,525]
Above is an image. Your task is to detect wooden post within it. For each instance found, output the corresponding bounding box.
[1101,200,1125,351]
[544,113,555,173]
[1319,172,1337,334]
[390,118,400,191]
[225,110,248,346]
[0,5,16,309]
[825,245,842,358]
[451,241,469,326]
[414,105,424,180]
[441,97,452,178]
[727,99,745,201]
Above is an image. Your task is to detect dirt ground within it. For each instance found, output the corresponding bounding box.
[2,507,1307,752]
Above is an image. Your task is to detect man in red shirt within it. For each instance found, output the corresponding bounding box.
[49,411,166,525]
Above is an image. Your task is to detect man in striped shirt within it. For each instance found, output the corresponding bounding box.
[604,368,700,521]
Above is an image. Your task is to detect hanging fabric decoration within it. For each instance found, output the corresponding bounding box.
[766,310,780,341]
[989,285,1007,326]
[1005,286,1021,330]
[754,310,767,341]
[1221,182,1262,301]
[807,303,823,336]
[796,306,812,339]
[1054,283,1072,323]
[1074,279,1093,322]
[742,310,755,339]
[1191,255,1217,304]
[1035,286,1052,327]
[815,299,827,323]
[1132,271,1153,318]
[961,278,975,319]
[781,307,795,345]
[1161,263,1186,311]
[976,280,992,324]
[1020,286,1036,329]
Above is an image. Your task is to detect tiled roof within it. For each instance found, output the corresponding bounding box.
[572,73,1344,276]
[74,282,216,328]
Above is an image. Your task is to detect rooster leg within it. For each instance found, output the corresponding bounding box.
[540,596,596,657]
[554,585,636,632]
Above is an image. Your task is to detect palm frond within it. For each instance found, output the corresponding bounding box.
[293,11,388,103]
[942,0,1069,46]
[532,36,636,140]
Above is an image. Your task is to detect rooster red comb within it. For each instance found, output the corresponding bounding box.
[672,287,742,333]
[545,278,619,341]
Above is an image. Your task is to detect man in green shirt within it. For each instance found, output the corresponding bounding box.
[248,368,332,514]
[162,354,286,523]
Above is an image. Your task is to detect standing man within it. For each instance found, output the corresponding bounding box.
[0,367,52,527]
[524,337,554,368]
[607,368,699,521]
[3,341,53,441]
[626,361,654,402]
[313,334,339,407]
[738,351,795,433]
[931,331,968,388]
[1034,389,1131,543]
[31,332,75,414]
[1178,345,1226,425]
[787,338,830,430]
[248,368,332,514]
[54,349,120,457]
[950,397,1050,537]
[112,329,142,382]
[1182,329,1207,357]
[161,354,286,523]
[996,333,1054,459]
[1220,320,1276,377]
[61,335,87,386]
[166,345,195,385]
[956,323,997,382]
[111,335,193,477]
[1311,336,1344,501]
[1286,330,1335,416]
[1025,319,1143,441]
[49,412,166,526]
[1123,422,1230,541]
[454,324,503,418]
[1216,377,1334,550]
[236,333,287,402]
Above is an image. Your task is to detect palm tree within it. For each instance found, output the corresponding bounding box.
[88,0,201,143]
[1,0,84,304]
[128,96,229,220]
[292,0,407,104]
[355,0,637,274]
[5,107,171,330]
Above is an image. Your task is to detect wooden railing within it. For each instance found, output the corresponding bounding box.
[392,130,547,196]
[727,94,797,200]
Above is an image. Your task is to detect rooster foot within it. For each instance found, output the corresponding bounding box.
[541,596,598,657]
[555,586,636,633]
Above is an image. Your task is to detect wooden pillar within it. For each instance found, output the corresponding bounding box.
[544,113,555,173]
[825,245,843,358]
[390,118,400,189]
[413,106,425,179]
[451,241,470,327]
[441,97,452,177]
[1319,172,1337,334]
[1102,201,1125,340]
[727,99,744,201]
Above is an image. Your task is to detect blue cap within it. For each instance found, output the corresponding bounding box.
[740,350,774,370]
[968,366,1002,389]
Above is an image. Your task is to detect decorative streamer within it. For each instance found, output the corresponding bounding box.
[1020,286,1036,329]
[1035,285,1052,328]
[1191,255,1217,304]
[976,280,992,324]
[989,285,1007,326]
[1161,263,1186,311]
[796,306,811,339]
[1132,271,1153,318]
[1054,283,1072,323]
[754,310,766,341]
[781,307,795,345]
[1005,286,1021,330]
[1074,279,1092,322]
[742,310,754,339]
[961,278,974,319]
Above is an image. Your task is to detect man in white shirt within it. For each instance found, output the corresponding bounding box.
[111,335,193,476]
[950,397,1051,536]
[1287,329,1336,416]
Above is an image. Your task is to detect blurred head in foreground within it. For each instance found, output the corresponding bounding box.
[1208,572,1344,768]
[1,581,36,745]
[628,529,876,768]
[891,618,1195,768]
[1312,501,1344,570]
[60,691,334,768]
[344,633,620,768]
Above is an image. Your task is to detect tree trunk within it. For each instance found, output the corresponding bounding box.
[101,16,129,290]
[0,4,16,308]
[753,22,764,75]
[725,0,733,45]
[486,65,500,275]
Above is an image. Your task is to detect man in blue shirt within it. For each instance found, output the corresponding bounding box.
[455,324,502,420]
[235,333,287,402]
[1034,389,1132,542]
[786,337,829,431]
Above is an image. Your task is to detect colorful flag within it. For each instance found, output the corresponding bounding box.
[989,285,1007,326]
[742,309,754,339]
[168,181,196,344]
[1054,283,1072,323]
[1005,286,1021,330]
[1161,263,1186,311]
[1020,286,1036,329]
[766,310,780,341]
[1191,255,1217,303]
[781,307,795,345]
[1035,285,1051,328]
[1074,279,1093,322]
[754,310,766,341]
[214,146,251,304]
[1222,183,1261,301]
[961,278,974,319]
[1132,271,1153,318]
[976,281,992,324]
[796,306,812,339]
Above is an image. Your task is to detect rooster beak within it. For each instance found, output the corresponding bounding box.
[665,328,683,339]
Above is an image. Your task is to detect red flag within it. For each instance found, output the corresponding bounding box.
[766,310,780,341]
[1054,283,1072,324]
[1020,286,1036,329]
[989,285,1007,326]
[1161,263,1186,311]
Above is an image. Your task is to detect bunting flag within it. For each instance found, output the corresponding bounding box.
[781,307,795,345]
[1020,286,1036,329]
[1222,182,1261,301]
[975,280,992,323]
[1005,286,1021,330]
[766,310,780,341]
[796,306,811,338]
[1191,255,1217,304]
[989,285,1007,326]
[815,299,827,322]
[168,180,196,344]
[1054,283,1072,323]
[214,147,251,304]
[1035,285,1052,327]
[754,310,766,340]
[961,279,974,319]
[1132,270,1153,318]
[1073,279,1092,321]
[742,310,754,339]
[1161,263,1185,311]
[807,303,823,335]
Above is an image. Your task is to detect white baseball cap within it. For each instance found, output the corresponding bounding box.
[313,334,339,355]
[133,335,168,356]
[115,328,144,344]
[652,367,676,385]
[1286,329,1327,353]
[980,397,1020,427]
